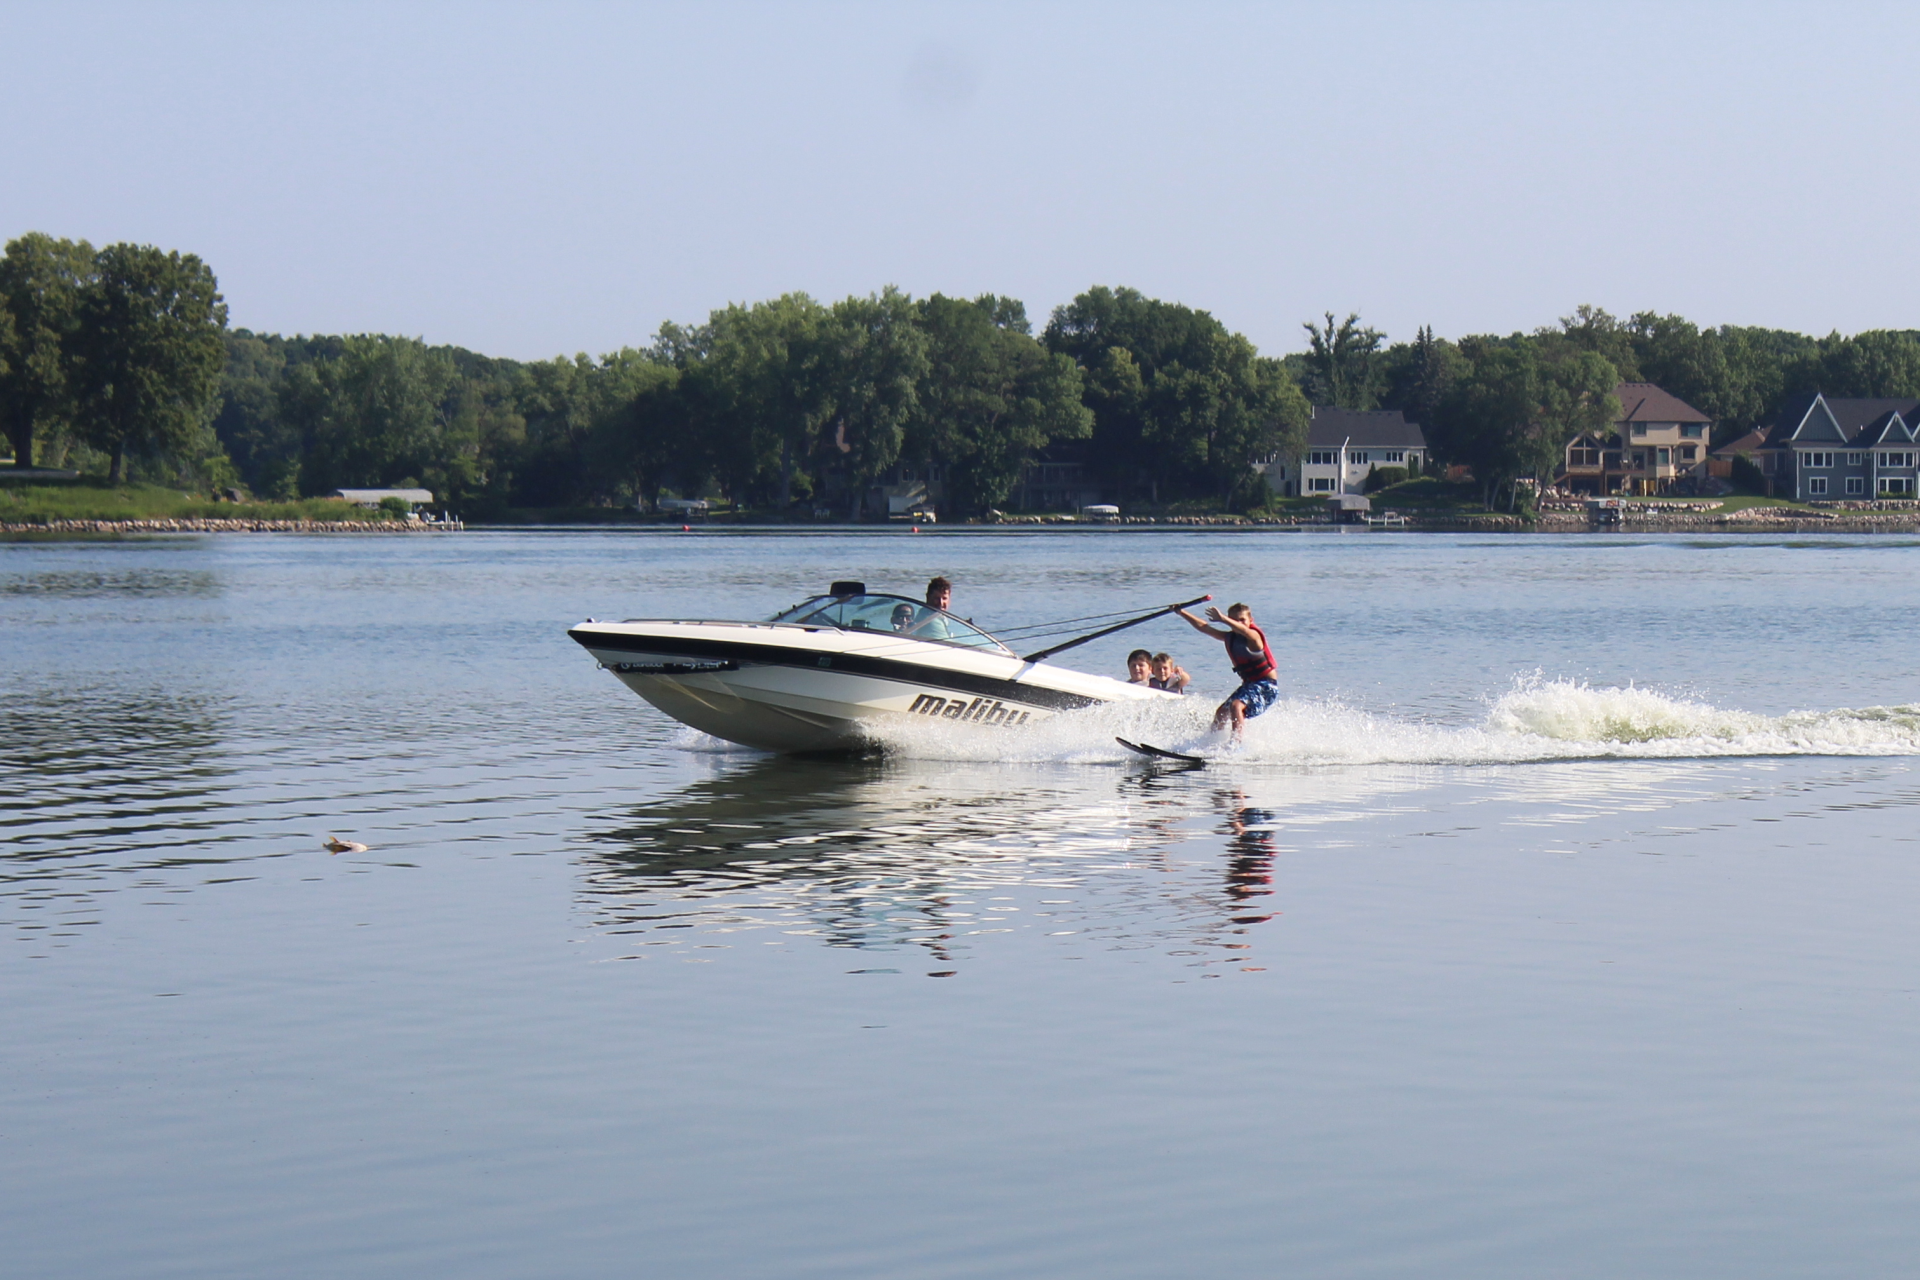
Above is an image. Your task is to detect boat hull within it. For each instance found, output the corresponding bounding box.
[569,619,1166,752]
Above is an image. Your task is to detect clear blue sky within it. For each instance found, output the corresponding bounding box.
[4,1,1914,361]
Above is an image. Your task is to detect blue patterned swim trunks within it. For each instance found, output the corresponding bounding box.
[1228,677,1281,719]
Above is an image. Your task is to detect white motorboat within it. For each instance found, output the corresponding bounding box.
[568,581,1184,752]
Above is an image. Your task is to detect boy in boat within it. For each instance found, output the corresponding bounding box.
[1149,652,1190,694]
[1126,648,1154,684]
[1175,602,1277,739]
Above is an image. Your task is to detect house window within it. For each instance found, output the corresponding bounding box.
[1656,448,1671,465]
[1881,477,1912,495]
[1569,448,1600,466]
[1803,451,1834,468]
[1680,445,1697,461]
[1351,452,1369,465]
[1631,452,1647,467]
[1808,477,1828,495]
[1882,452,1914,468]
[1309,477,1335,492]
[1847,477,1866,495]
[1682,424,1705,438]
[1383,451,1403,463]
[1308,450,1337,466]
[1631,423,1648,436]
[1604,453,1621,468]
[1846,452,1865,465]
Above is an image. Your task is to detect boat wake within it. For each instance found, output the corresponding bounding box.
[862,675,1920,766]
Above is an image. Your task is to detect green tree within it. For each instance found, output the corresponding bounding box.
[279,336,458,495]
[1045,286,1298,505]
[1551,304,1641,380]
[72,243,228,483]
[688,294,834,507]
[816,287,930,519]
[1301,311,1385,409]
[909,293,1092,515]
[0,233,94,469]
[1437,337,1536,505]
[1808,330,1920,400]
[586,360,684,510]
[211,330,293,493]
[1438,335,1617,508]
[1146,336,1308,503]
[1714,325,1817,434]
[1528,348,1620,485]
[1379,324,1464,460]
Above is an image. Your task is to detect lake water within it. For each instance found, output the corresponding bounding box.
[6,528,1920,1278]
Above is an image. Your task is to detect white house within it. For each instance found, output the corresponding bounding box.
[1263,408,1427,497]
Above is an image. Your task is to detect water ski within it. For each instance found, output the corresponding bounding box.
[1116,737,1206,765]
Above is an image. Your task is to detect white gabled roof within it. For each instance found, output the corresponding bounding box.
[334,488,434,504]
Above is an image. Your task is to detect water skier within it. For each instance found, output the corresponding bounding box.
[1175,602,1278,740]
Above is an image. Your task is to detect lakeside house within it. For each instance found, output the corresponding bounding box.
[1263,408,1428,497]
[1712,393,1920,501]
[1559,383,1712,495]
[1017,444,1105,512]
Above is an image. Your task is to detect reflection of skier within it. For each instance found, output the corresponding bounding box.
[1221,790,1276,922]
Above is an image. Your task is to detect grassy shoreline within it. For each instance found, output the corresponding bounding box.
[0,478,399,525]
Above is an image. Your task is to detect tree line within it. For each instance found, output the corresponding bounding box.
[212,284,1307,516]
[0,233,227,485]
[6,230,1919,513]
[1293,306,1920,505]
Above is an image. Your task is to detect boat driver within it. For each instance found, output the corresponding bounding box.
[1175,601,1279,741]
[900,576,958,641]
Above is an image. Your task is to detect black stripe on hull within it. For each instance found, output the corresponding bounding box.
[568,629,1105,711]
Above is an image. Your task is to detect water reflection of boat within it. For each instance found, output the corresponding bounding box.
[575,757,1288,973]
[568,582,1172,753]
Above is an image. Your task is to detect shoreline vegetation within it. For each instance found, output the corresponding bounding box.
[5,231,1920,530]
[6,476,1915,535]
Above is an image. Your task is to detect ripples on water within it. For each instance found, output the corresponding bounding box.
[10,532,1920,1278]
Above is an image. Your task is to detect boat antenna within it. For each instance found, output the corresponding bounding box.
[1021,595,1212,663]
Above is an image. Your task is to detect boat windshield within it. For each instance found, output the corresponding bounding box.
[769,594,1009,652]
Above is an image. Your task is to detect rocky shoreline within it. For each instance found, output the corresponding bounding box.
[1,517,463,534]
[8,509,1920,534]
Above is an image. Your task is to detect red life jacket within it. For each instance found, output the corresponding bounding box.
[1228,620,1275,683]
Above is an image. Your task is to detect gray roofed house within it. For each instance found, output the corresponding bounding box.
[1304,408,1428,450]
[1717,393,1920,500]
[1264,408,1428,497]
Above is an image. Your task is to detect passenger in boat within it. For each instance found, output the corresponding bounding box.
[1127,648,1154,684]
[1149,652,1190,695]
[1175,602,1278,740]
[926,576,952,612]
[890,602,918,632]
